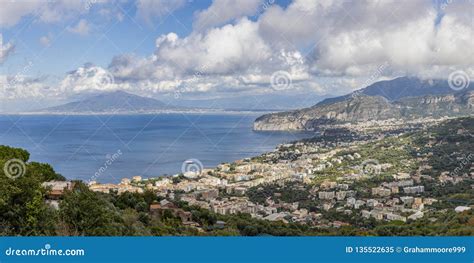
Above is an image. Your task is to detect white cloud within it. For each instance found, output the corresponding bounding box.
[67,19,90,36]
[154,18,272,75]
[0,1,41,27]
[0,75,50,100]
[0,34,15,64]
[3,0,474,103]
[259,0,474,78]
[136,0,186,23]
[38,0,87,23]
[89,0,474,99]
[325,10,472,77]
[101,17,312,96]
[0,0,111,27]
[59,64,116,95]
[0,74,68,112]
[194,0,261,30]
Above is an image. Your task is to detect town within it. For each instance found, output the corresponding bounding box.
[45,116,470,230]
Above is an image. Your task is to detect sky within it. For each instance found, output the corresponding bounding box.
[0,0,473,112]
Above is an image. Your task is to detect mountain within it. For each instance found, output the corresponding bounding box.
[254,95,401,131]
[254,77,474,131]
[397,90,474,118]
[316,76,473,106]
[37,91,183,114]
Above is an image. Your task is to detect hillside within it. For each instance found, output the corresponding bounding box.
[254,77,474,131]
[316,76,473,106]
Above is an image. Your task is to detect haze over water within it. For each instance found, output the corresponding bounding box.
[0,114,313,183]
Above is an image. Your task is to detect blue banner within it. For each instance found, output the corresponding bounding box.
[0,237,472,263]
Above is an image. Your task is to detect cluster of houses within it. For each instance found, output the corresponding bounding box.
[88,176,144,194]
[36,117,472,228]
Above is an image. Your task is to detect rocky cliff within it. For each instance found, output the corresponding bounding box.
[254,90,474,131]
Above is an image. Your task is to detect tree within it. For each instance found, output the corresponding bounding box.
[59,182,126,236]
[0,146,57,235]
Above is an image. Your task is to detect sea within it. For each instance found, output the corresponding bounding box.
[0,114,314,183]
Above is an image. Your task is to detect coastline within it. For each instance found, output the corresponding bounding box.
[0,113,315,184]
[85,116,469,226]
[0,109,283,116]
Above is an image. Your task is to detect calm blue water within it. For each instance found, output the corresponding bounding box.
[0,114,313,183]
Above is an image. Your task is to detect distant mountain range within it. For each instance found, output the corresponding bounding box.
[36,91,185,114]
[254,77,474,131]
[34,90,318,114]
[316,76,473,105]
